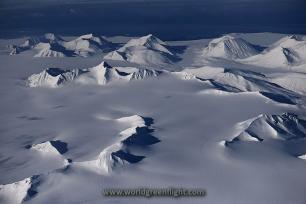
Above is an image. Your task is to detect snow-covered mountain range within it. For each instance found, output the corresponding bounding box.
[27,61,164,87]
[1,32,306,204]
[8,33,112,57]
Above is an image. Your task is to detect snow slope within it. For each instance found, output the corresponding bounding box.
[203,35,260,59]
[104,34,180,66]
[0,175,42,204]
[76,115,158,174]
[241,35,306,67]
[27,61,164,87]
[62,34,111,57]
[227,112,306,143]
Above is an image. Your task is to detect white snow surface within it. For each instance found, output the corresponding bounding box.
[1,32,306,204]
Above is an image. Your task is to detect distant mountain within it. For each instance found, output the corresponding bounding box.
[62,34,111,57]
[104,34,180,66]
[27,61,164,87]
[203,35,260,59]
[178,67,296,95]
[242,35,306,67]
[8,33,112,57]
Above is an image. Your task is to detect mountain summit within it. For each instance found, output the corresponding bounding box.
[104,34,180,66]
[204,35,260,59]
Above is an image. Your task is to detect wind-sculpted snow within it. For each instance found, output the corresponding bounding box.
[203,35,261,59]
[8,33,111,57]
[27,61,164,87]
[226,113,306,143]
[77,115,159,174]
[104,34,181,66]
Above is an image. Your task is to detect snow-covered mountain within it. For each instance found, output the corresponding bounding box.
[178,67,297,96]
[203,35,261,59]
[268,72,306,94]
[27,61,164,87]
[27,60,302,105]
[62,34,111,57]
[0,175,42,204]
[104,34,180,66]
[241,35,306,67]
[1,32,306,204]
[8,33,112,57]
[76,115,158,174]
[226,112,306,142]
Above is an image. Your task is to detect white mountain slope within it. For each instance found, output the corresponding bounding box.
[8,33,63,56]
[62,34,111,57]
[26,61,164,87]
[178,67,297,95]
[8,33,112,57]
[33,43,69,57]
[30,140,68,155]
[203,35,260,59]
[226,113,306,143]
[77,115,158,174]
[241,35,306,67]
[0,175,42,204]
[104,34,180,65]
[268,72,306,94]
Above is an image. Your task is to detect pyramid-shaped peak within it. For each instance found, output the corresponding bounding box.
[206,35,259,59]
[289,35,298,40]
[210,35,239,43]
[96,61,112,69]
[141,34,164,43]
[72,34,109,47]
[142,34,155,40]
[126,34,165,47]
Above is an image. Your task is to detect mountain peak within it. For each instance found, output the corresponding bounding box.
[97,61,112,69]
[289,35,298,40]
[125,34,166,48]
[205,35,260,59]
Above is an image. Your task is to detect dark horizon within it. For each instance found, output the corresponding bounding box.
[1,0,306,40]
